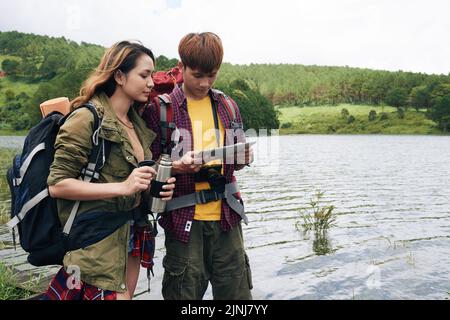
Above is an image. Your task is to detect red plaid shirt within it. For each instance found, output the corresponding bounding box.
[42,267,117,300]
[130,224,155,269]
[142,85,245,243]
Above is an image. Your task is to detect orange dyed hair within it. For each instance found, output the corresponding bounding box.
[178,32,223,73]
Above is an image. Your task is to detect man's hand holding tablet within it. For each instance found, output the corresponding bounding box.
[194,141,256,165]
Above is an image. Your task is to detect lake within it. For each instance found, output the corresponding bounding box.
[1,134,449,300]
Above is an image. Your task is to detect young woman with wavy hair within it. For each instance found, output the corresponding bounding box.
[42,41,176,300]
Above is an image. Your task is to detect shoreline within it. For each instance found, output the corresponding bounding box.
[1,131,450,139]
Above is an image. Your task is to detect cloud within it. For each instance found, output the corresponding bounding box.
[0,0,449,74]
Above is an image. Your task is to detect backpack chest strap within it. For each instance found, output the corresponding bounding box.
[165,181,248,225]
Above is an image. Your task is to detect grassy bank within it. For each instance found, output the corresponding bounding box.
[0,76,40,106]
[0,261,40,300]
[0,54,21,68]
[0,54,40,107]
[0,129,27,136]
[278,104,441,135]
[0,148,18,225]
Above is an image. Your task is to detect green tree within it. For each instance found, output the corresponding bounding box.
[385,88,408,108]
[2,59,20,76]
[5,89,15,101]
[20,59,39,78]
[410,85,431,111]
[430,94,450,132]
[217,78,279,130]
[39,54,61,79]
[28,82,58,125]
[155,55,178,71]
[430,83,450,105]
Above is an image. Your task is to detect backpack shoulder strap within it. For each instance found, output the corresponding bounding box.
[62,102,111,235]
[78,103,105,180]
[211,89,243,130]
[157,94,177,154]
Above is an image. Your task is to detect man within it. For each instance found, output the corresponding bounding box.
[144,32,253,300]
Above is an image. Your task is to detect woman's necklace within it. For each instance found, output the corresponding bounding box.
[117,117,134,129]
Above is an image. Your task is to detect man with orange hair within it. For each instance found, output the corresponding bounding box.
[143,32,253,300]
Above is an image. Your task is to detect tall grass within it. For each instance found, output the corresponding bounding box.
[0,148,18,224]
[296,190,337,255]
[0,261,41,300]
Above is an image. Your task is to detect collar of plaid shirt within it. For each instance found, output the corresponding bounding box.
[147,85,245,243]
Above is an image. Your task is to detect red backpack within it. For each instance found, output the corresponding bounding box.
[150,66,183,100]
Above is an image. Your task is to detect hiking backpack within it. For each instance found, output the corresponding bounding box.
[150,66,183,100]
[149,66,243,153]
[5,104,132,267]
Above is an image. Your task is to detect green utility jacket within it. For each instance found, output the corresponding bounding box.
[48,93,156,292]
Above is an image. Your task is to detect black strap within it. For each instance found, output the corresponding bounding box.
[194,164,223,182]
[211,99,221,148]
[159,96,177,155]
[68,210,136,250]
[196,189,226,204]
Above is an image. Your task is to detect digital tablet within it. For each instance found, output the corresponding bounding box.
[195,141,256,164]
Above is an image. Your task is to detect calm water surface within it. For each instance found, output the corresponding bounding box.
[1,135,449,299]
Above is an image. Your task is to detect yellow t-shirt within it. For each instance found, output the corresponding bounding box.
[187,96,224,221]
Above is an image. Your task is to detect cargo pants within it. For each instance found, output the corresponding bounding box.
[162,220,253,300]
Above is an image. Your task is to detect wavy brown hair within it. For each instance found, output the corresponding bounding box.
[71,40,155,109]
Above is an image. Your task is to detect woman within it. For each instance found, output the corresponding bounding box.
[42,41,175,300]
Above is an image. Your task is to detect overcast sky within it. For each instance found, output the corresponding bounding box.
[1,0,449,75]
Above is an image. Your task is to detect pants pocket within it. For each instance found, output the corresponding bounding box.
[162,254,188,300]
[244,253,253,290]
[211,251,253,300]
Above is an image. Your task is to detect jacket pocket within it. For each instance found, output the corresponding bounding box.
[99,143,130,180]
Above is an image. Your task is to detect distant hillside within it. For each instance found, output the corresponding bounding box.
[0,31,278,131]
[1,30,450,133]
[278,105,440,135]
[217,63,450,107]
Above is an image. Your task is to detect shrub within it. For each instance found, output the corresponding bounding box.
[5,89,15,101]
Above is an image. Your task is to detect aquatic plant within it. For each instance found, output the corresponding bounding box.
[296,190,337,255]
